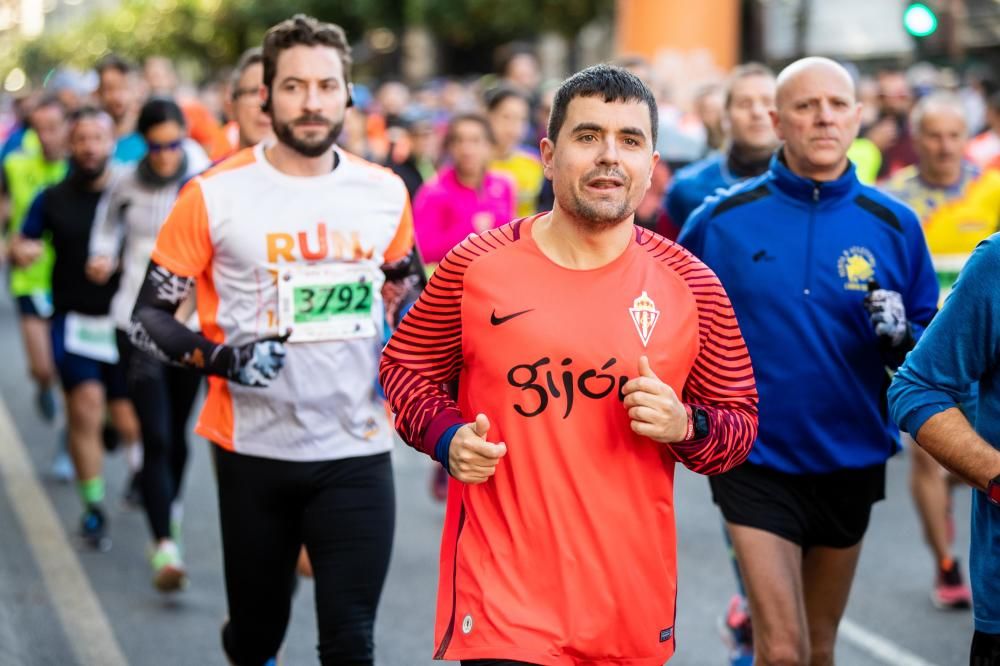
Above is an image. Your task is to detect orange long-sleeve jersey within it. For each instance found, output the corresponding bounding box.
[380,216,758,664]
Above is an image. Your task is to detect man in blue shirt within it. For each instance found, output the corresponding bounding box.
[665,63,779,229]
[889,235,1000,665]
[679,57,939,666]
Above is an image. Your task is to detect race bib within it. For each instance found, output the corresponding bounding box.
[277,263,379,343]
[64,313,119,364]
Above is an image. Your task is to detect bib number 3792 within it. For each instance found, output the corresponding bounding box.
[278,264,378,343]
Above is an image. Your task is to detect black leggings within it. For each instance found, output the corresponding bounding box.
[972,630,1000,666]
[214,447,395,666]
[118,331,200,541]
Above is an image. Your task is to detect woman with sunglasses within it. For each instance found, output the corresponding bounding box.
[86,97,210,592]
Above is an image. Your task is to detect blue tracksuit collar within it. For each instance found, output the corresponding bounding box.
[769,150,858,203]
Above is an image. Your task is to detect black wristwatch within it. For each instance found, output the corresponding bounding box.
[988,474,1000,507]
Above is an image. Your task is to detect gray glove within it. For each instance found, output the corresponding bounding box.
[864,285,909,347]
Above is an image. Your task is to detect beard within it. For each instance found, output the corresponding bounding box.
[273,113,343,158]
[68,156,109,184]
[563,168,635,229]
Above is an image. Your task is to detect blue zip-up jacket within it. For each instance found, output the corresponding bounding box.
[678,152,939,474]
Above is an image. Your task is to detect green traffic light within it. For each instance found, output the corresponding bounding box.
[904,3,938,37]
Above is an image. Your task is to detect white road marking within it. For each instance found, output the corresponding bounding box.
[0,399,128,666]
[841,617,941,666]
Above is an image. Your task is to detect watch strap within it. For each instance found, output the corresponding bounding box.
[988,474,1000,506]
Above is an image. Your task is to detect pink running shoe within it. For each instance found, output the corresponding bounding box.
[932,559,972,610]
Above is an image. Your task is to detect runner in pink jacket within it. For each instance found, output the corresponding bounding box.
[413,113,516,264]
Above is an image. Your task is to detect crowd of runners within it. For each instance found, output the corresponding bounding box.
[1,11,999,666]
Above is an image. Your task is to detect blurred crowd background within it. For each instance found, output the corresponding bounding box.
[1,0,999,241]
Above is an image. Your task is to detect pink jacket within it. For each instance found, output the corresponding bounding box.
[413,166,516,264]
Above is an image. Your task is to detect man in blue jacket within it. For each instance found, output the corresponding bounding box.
[889,235,1000,665]
[665,63,779,229]
[679,57,939,666]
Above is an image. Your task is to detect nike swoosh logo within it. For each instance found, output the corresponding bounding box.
[490,308,534,326]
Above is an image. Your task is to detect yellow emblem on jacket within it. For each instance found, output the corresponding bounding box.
[838,246,876,291]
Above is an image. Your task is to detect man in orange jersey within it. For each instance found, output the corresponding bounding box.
[380,64,759,665]
[129,15,423,666]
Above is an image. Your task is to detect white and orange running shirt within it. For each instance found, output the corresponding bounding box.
[151,144,414,461]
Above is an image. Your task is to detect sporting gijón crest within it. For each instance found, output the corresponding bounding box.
[629,291,659,347]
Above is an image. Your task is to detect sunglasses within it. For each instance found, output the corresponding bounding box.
[147,139,183,154]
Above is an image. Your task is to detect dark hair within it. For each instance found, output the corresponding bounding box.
[724,62,775,108]
[137,97,186,136]
[484,86,528,113]
[547,64,658,146]
[230,46,263,94]
[95,53,133,79]
[261,14,352,110]
[444,112,495,148]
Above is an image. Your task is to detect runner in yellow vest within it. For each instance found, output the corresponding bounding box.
[2,97,69,426]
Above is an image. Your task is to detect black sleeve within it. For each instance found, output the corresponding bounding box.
[130,260,236,377]
[380,246,427,330]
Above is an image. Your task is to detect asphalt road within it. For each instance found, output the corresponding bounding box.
[0,290,973,665]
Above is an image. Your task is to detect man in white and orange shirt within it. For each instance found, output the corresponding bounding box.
[130,15,422,665]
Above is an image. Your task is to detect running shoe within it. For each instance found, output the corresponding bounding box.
[719,593,753,666]
[932,559,972,610]
[80,505,110,551]
[151,541,187,593]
